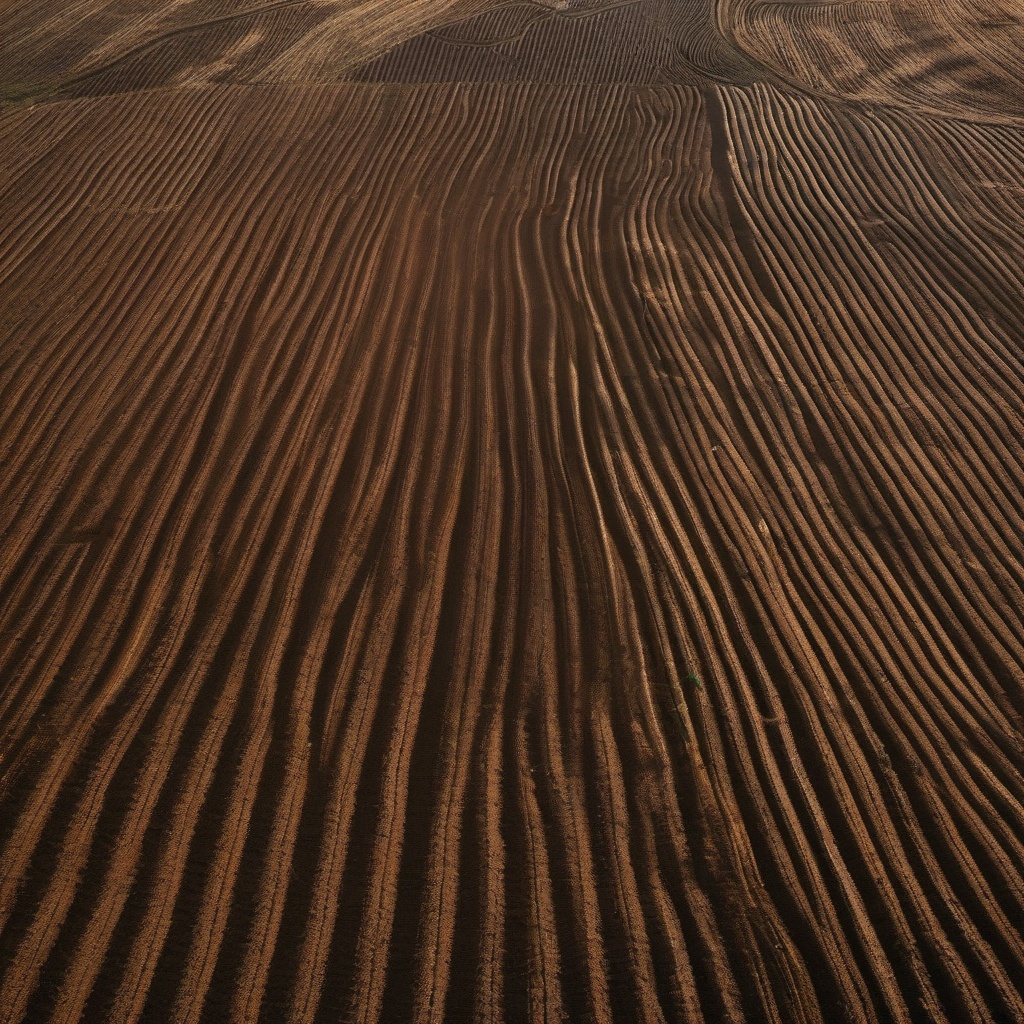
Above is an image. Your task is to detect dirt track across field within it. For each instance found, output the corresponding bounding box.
[2,2,1024,1022]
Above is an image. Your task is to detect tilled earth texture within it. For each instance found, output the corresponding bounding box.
[2,1,1024,1022]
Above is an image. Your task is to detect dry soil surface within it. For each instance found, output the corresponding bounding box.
[2,2,1024,1023]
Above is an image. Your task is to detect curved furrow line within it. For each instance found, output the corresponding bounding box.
[339,281,470,1024]
[598,112,786,1024]
[0,89,306,591]
[618,142,884,1024]
[616,265,895,1021]
[749,94,1024,585]
[0,138,363,1024]
[525,86,641,1024]
[548,86,710,1024]
[486,86,599,1024]
[172,90,468,1024]
[611,84,757,1024]
[210,90,479,1024]
[381,86,528,1024]
[191,94,452,1024]
[251,105,479,1024]
[712,88,1024,765]
[700,86,1024,1015]
[38,88,428,1024]
[560,114,784,1024]
[460,226,523,1024]
[43,126,405,1022]
[712,108,1024,794]
[611,122,830,1024]
[618,94,962,1015]
[450,91,569,1024]
[716,92,1024,794]
[500,88,611,1024]
[0,83,331,913]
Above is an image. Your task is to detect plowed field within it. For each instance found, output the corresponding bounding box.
[2,2,1024,1022]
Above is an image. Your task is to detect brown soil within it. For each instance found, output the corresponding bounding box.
[2,3,1024,1023]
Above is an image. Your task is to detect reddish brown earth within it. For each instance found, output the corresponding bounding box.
[2,3,1024,1023]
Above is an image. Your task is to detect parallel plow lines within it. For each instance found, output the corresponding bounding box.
[1,51,1023,1024]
